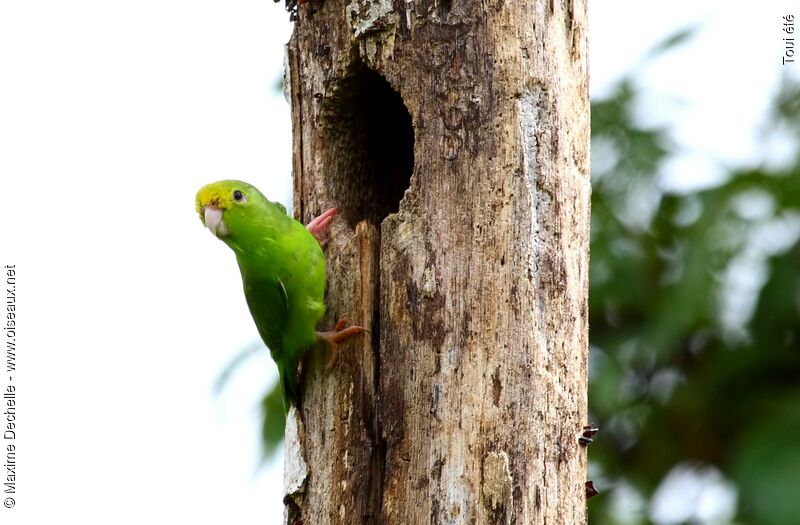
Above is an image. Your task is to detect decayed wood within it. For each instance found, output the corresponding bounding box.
[283,221,381,524]
[285,0,590,523]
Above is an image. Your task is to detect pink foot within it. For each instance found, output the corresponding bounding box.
[307,208,338,246]
[317,316,366,369]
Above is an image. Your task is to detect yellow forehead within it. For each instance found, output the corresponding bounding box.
[196,186,226,208]
[196,180,258,216]
[195,182,240,215]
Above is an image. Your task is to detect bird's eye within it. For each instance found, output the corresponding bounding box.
[233,190,245,202]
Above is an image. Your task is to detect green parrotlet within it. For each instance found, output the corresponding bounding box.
[196,180,363,411]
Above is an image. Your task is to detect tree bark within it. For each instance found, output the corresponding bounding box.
[284,0,590,523]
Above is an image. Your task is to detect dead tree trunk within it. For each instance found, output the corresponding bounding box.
[283,0,590,523]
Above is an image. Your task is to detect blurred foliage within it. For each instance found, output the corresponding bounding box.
[215,342,286,463]
[213,342,263,396]
[588,39,800,525]
[259,376,286,459]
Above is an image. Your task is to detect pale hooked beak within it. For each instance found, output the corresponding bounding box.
[203,205,229,237]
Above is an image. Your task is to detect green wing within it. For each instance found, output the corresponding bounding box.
[274,277,303,408]
[241,273,300,410]
[237,201,327,413]
[272,223,327,411]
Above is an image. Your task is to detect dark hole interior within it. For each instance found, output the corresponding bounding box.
[320,63,414,227]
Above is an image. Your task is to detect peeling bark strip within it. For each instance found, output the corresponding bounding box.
[285,0,590,523]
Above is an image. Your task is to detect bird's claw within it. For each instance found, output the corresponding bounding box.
[317,316,366,369]
[333,317,348,332]
[307,208,338,247]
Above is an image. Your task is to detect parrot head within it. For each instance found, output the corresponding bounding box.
[196,179,269,242]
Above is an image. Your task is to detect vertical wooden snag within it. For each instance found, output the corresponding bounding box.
[284,0,590,523]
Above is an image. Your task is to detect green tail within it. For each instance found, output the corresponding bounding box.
[277,359,301,414]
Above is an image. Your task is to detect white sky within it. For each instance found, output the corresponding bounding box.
[1,1,798,524]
